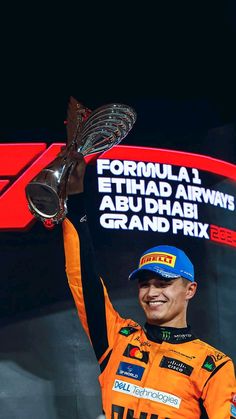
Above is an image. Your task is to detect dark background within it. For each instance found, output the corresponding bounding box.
[0,2,236,418]
[0,2,236,149]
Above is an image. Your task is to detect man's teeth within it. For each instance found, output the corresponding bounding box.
[148,301,166,305]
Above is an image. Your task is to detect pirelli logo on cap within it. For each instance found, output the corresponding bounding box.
[139,252,176,268]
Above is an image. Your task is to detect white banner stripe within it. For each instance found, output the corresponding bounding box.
[112,379,181,409]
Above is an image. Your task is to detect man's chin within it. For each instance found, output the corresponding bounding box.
[146,315,166,325]
[145,309,167,322]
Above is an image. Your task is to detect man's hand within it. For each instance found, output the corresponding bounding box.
[66,151,87,195]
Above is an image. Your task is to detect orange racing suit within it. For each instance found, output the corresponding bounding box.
[62,194,236,419]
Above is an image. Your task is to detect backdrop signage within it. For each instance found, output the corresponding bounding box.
[0,144,236,249]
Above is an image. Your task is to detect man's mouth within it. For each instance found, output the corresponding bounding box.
[147,301,167,306]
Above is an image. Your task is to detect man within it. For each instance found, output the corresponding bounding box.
[62,152,236,418]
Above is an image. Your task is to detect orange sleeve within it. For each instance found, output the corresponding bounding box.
[62,216,125,363]
[202,359,236,418]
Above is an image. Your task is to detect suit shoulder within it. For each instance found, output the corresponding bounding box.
[192,338,230,362]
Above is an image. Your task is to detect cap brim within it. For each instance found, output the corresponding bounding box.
[128,266,181,281]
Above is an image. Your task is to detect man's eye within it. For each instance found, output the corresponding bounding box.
[139,283,149,288]
[160,282,172,288]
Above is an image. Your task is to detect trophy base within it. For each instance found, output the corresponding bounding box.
[26,183,60,219]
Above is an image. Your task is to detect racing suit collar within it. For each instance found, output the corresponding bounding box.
[144,323,196,344]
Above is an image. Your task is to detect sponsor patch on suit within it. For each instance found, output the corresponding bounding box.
[160,356,193,376]
[116,362,145,381]
[123,344,149,364]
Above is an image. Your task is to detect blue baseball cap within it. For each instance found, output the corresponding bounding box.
[128,245,194,282]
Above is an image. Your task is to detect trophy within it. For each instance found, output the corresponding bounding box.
[25,97,137,224]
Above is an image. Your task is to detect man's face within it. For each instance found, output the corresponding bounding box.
[138,272,197,327]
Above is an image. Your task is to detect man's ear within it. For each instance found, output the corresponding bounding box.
[186,282,197,301]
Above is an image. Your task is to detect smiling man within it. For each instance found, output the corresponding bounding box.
[138,275,193,327]
[62,152,236,419]
[132,246,197,329]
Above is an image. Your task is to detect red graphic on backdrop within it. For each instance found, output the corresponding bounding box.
[210,225,236,248]
[0,143,64,230]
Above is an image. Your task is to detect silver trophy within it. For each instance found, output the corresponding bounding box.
[25,97,137,224]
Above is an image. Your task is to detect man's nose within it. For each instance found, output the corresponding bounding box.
[146,285,160,297]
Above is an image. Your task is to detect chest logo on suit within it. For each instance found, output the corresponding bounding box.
[160,356,193,376]
[123,344,149,364]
